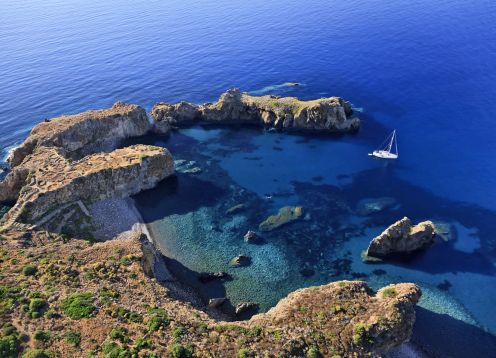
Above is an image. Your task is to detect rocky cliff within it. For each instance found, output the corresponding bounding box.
[0,144,174,226]
[366,217,436,258]
[151,88,360,134]
[8,101,151,167]
[0,227,421,358]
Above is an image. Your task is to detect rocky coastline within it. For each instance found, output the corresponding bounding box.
[151,88,360,134]
[0,96,422,357]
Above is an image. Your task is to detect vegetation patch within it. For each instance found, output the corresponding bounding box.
[61,292,95,319]
[381,287,397,298]
[64,331,81,347]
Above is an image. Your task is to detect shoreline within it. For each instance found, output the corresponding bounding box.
[123,196,232,320]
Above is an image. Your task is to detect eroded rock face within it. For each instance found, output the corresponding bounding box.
[366,217,436,258]
[8,102,151,167]
[151,88,360,134]
[249,281,421,356]
[0,144,174,225]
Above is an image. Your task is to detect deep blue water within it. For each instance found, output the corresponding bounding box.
[2,0,496,356]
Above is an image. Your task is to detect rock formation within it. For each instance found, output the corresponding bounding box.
[259,206,303,231]
[151,88,360,134]
[8,102,151,167]
[366,217,436,258]
[250,281,421,356]
[0,144,174,225]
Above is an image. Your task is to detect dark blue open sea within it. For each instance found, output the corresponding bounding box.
[1,1,496,356]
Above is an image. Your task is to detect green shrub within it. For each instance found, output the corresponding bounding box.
[237,348,250,358]
[29,298,47,318]
[168,344,193,358]
[109,327,129,343]
[172,326,187,341]
[381,287,397,298]
[22,265,37,276]
[352,323,374,346]
[61,292,95,319]
[21,349,50,358]
[33,330,51,342]
[0,335,20,358]
[64,331,81,347]
[147,309,169,332]
[306,346,322,358]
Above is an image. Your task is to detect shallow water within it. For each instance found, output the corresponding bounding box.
[1,0,496,355]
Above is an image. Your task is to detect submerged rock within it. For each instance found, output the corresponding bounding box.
[229,255,251,267]
[198,272,231,283]
[259,206,303,231]
[226,203,246,215]
[356,197,397,216]
[243,230,261,243]
[432,221,454,242]
[235,301,259,315]
[151,88,360,134]
[366,217,436,258]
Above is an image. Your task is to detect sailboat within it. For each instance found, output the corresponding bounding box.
[368,130,398,159]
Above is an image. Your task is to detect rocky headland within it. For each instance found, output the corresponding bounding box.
[0,99,423,357]
[7,101,151,168]
[151,88,360,134]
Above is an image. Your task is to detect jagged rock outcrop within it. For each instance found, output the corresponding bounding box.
[249,281,421,356]
[151,88,360,134]
[366,217,436,258]
[8,102,151,167]
[0,144,174,225]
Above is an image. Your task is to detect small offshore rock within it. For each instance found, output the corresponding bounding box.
[198,271,231,283]
[182,167,202,174]
[235,301,258,315]
[229,255,251,267]
[208,298,227,308]
[243,230,261,243]
[366,217,436,258]
[259,206,303,231]
[226,203,246,215]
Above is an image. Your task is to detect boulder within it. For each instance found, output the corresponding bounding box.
[151,88,360,134]
[235,302,259,315]
[229,255,251,267]
[366,217,436,258]
[243,230,261,243]
[198,272,231,283]
[259,206,303,231]
[208,298,227,308]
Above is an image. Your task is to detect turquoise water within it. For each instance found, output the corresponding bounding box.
[133,126,496,356]
[1,0,496,356]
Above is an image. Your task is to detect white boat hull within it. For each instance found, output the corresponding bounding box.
[369,150,398,159]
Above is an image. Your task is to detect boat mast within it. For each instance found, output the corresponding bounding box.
[394,131,398,155]
[387,130,395,153]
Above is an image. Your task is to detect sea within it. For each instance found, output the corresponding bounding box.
[1,1,496,356]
